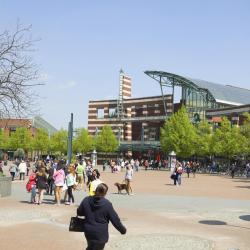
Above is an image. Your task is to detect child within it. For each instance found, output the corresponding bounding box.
[26,170,37,204]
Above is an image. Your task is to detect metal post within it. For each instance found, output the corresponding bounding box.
[67,113,73,165]
[159,76,167,116]
[172,78,175,113]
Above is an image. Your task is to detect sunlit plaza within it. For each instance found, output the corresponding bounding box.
[1,167,250,250]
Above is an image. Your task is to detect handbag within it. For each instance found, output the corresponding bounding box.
[62,182,68,192]
[69,216,85,232]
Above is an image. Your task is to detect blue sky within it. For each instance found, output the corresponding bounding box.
[1,0,250,129]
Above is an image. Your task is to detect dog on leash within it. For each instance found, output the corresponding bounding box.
[114,182,132,195]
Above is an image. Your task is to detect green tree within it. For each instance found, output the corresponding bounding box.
[95,125,118,155]
[32,128,50,155]
[8,127,32,152]
[212,117,246,159]
[14,148,25,159]
[50,129,68,155]
[73,128,94,155]
[240,112,250,156]
[194,120,213,157]
[0,129,9,149]
[160,106,197,158]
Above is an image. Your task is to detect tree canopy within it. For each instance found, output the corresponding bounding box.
[32,128,50,154]
[50,129,68,155]
[8,127,32,152]
[73,128,94,154]
[95,125,118,154]
[160,106,197,158]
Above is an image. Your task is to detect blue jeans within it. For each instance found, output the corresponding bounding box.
[177,174,182,185]
[31,186,36,203]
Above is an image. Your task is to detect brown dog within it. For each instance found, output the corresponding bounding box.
[114,182,131,195]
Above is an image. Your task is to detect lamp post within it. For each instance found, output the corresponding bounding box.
[91,127,98,167]
[91,149,97,167]
[67,113,73,165]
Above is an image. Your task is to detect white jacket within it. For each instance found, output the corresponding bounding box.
[18,162,27,173]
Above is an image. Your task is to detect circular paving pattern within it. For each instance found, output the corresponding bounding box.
[109,234,214,250]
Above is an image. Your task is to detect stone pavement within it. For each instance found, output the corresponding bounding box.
[0,168,250,250]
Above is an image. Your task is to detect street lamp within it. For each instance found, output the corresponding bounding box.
[91,149,97,167]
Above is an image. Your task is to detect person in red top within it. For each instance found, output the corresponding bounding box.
[26,170,37,204]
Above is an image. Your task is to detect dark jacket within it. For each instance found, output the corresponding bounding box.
[36,174,47,190]
[77,196,126,243]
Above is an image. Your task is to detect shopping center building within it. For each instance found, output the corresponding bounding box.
[88,70,250,155]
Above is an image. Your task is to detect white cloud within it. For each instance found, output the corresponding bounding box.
[59,81,77,89]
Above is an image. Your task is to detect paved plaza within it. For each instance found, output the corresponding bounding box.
[0,168,250,250]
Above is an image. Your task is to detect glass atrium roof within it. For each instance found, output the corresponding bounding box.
[145,71,250,106]
[187,77,250,105]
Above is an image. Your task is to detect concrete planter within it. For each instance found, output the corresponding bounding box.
[0,176,12,197]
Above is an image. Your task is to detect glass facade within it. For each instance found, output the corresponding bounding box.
[182,87,230,121]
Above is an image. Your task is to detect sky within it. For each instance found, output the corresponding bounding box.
[1,0,250,129]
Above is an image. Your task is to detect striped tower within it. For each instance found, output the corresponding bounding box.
[117,69,132,141]
[125,107,132,141]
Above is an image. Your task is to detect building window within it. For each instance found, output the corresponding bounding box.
[97,108,104,119]
[109,108,116,118]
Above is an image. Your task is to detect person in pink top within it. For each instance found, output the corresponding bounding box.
[53,161,65,205]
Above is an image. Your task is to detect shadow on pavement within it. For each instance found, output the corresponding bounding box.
[199,220,227,225]
[239,215,250,221]
[110,192,128,195]
[19,200,55,205]
[235,186,250,189]
[199,219,250,230]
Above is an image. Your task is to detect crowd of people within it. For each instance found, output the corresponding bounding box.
[8,158,104,205]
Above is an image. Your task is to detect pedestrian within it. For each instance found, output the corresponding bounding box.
[26,160,31,176]
[246,162,250,178]
[144,160,149,171]
[47,163,55,195]
[177,164,183,186]
[86,160,93,186]
[18,160,27,180]
[135,159,140,172]
[191,162,197,178]
[186,162,191,178]
[77,183,126,250]
[103,161,108,172]
[36,167,47,205]
[76,160,86,190]
[65,164,77,205]
[171,166,178,185]
[53,161,66,205]
[0,161,3,174]
[125,164,133,195]
[89,169,102,196]
[9,161,18,181]
[231,163,236,178]
[26,170,37,204]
